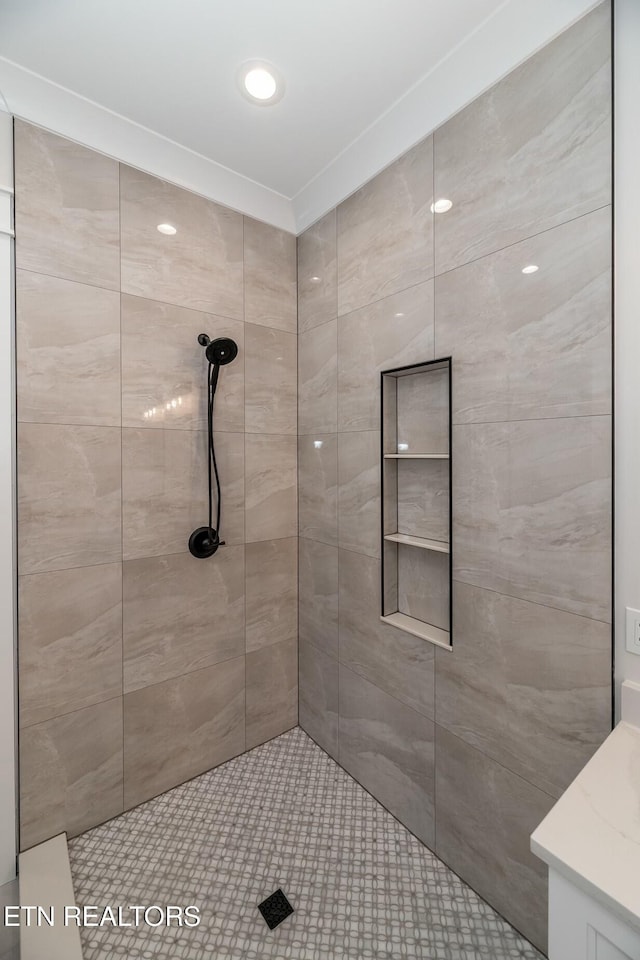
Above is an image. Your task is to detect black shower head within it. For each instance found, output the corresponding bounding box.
[197,334,238,366]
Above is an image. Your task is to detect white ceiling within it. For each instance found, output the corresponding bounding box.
[0,0,598,232]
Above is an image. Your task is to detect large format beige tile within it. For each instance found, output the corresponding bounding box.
[14,121,120,289]
[298,435,338,546]
[298,319,337,435]
[397,458,449,541]
[337,283,434,433]
[339,666,435,847]
[245,434,297,542]
[121,294,244,432]
[244,323,297,435]
[435,207,611,423]
[19,563,122,728]
[338,431,380,559]
[337,137,434,315]
[245,538,297,653]
[123,547,245,692]
[397,545,449,631]
[245,637,298,750]
[339,549,435,718]
[122,428,244,559]
[16,272,121,427]
[20,699,123,848]
[433,3,610,274]
[297,210,337,333]
[124,658,245,808]
[436,581,611,799]
[299,538,338,658]
[120,165,243,317]
[299,639,339,760]
[244,218,297,333]
[435,725,554,952]
[396,364,450,453]
[453,416,611,621]
[18,423,121,575]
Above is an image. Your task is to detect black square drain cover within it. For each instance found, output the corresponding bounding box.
[257,889,294,930]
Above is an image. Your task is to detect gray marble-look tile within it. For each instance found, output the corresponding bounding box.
[338,283,434,433]
[121,294,244,432]
[433,2,611,274]
[245,638,298,750]
[297,210,337,333]
[298,319,337,435]
[18,423,121,575]
[397,544,449,631]
[337,137,434,315]
[244,218,297,334]
[396,364,449,453]
[244,323,297,435]
[298,434,338,546]
[435,207,611,423]
[338,431,380,559]
[16,271,121,427]
[453,416,611,621]
[245,538,297,653]
[245,434,297,542]
[19,563,122,728]
[339,666,435,847]
[120,165,243,318]
[299,538,338,658]
[435,725,554,952]
[20,699,123,848]
[436,580,612,799]
[122,428,244,560]
[14,121,120,289]
[397,458,449,542]
[339,548,434,718]
[298,639,339,761]
[123,658,245,808]
[123,547,245,693]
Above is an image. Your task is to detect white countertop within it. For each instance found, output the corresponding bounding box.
[531,720,640,933]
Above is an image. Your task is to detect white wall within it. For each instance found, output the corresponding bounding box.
[614,0,640,710]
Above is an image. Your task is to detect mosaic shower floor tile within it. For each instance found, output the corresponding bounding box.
[68,726,543,959]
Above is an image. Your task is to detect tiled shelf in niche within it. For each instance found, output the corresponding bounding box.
[380,358,453,650]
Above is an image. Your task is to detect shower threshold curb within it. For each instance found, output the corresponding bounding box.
[19,832,83,960]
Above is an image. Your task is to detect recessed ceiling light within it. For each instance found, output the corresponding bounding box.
[157,223,177,235]
[431,198,453,214]
[522,264,539,274]
[238,60,285,105]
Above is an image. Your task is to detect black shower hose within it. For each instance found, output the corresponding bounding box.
[207,361,222,547]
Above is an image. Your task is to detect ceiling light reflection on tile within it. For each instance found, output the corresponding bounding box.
[522,264,539,274]
[157,223,177,235]
[314,440,323,449]
[430,198,453,214]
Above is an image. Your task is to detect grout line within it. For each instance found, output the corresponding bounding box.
[118,161,125,815]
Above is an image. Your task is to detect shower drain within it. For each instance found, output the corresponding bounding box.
[257,889,294,930]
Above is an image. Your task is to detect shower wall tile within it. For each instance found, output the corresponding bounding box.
[453,416,611,621]
[299,538,338,658]
[245,434,297,542]
[122,427,244,559]
[298,434,338,546]
[338,549,435,719]
[433,2,610,275]
[338,430,380,559]
[397,458,449,542]
[397,546,449,631]
[396,366,449,453]
[120,165,243,318]
[244,218,297,334]
[436,581,612,799]
[245,638,298,750]
[339,666,435,848]
[123,547,245,693]
[435,725,554,952]
[298,319,337,435]
[19,563,122,728]
[297,209,337,333]
[245,538,297,653]
[20,699,123,849]
[244,323,297,435]
[299,639,339,760]
[337,282,434,433]
[435,207,612,424]
[121,294,244,433]
[18,423,122,575]
[124,657,245,808]
[337,137,434,315]
[14,121,120,290]
[16,271,121,427]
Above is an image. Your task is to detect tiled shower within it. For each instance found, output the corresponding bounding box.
[14,2,611,957]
